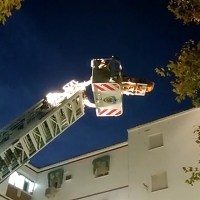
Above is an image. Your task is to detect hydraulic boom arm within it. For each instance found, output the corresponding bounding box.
[0,87,86,183]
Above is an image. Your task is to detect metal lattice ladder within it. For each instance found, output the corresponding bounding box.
[0,91,85,183]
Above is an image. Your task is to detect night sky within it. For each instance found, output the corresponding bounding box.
[1,0,200,168]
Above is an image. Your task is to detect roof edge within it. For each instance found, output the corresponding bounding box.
[127,107,199,133]
[25,163,40,173]
[30,141,128,172]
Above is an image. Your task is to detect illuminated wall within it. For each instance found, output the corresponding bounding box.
[33,143,128,200]
[128,108,200,200]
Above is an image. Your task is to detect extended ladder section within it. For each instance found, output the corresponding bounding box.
[0,91,85,183]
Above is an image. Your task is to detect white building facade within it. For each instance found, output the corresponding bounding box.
[0,108,200,200]
[128,108,200,200]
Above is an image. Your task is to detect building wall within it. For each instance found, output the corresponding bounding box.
[128,108,200,200]
[0,165,37,200]
[0,177,9,197]
[33,144,128,200]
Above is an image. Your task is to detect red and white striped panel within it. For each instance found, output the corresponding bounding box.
[97,108,122,117]
[93,83,120,91]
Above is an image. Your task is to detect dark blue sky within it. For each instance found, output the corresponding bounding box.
[0,0,200,168]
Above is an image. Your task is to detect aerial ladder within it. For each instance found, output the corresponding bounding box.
[0,57,154,183]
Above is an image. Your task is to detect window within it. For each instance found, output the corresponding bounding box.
[8,172,35,194]
[93,155,110,178]
[149,133,164,150]
[151,172,168,192]
[48,168,64,188]
[65,174,72,181]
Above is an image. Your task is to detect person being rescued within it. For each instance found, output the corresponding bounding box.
[121,75,154,95]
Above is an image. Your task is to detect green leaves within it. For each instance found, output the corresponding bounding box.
[156,40,200,107]
[155,68,166,77]
[0,0,23,24]
[183,166,200,186]
[183,126,200,185]
[168,0,200,24]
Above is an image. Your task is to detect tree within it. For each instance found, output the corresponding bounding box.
[155,40,200,107]
[156,40,200,185]
[168,0,200,24]
[0,0,23,24]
